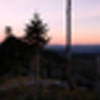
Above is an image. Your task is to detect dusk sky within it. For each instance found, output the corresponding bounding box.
[0,0,100,45]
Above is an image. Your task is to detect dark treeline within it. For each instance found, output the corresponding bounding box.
[0,13,49,77]
[0,13,76,90]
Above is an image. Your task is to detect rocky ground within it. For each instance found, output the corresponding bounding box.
[0,80,99,100]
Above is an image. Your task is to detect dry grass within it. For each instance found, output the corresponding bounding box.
[0,77,99,100]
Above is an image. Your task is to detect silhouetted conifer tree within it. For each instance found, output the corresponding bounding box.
[25,13,50,79]
[25,13,49,47]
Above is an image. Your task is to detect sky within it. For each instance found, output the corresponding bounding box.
[0,0,100,45]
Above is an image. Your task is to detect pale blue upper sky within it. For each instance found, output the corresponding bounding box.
[0,0,100,45]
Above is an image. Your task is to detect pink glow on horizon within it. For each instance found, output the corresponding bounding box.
[0,0,100,45]
[0,30,100,45]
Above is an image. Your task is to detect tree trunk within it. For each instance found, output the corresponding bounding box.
[28,47,40,80]
[66,0,75,89]
[36,49,40,80]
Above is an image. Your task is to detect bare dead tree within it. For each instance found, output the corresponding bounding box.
[66,0,75,89]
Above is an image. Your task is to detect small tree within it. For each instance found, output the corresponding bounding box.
[25,13,50,79]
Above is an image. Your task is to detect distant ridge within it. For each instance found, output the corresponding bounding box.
[46,45,100,55]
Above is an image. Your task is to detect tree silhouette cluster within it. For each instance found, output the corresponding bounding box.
[0,13,50,76]
[0,12,74,89]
